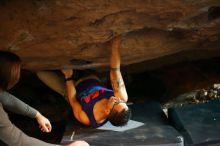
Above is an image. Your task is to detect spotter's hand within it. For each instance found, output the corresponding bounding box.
[35,112,52,133]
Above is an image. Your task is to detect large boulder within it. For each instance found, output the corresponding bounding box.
[0,0,220,71]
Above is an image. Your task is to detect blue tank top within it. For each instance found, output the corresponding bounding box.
[76,79,114,128]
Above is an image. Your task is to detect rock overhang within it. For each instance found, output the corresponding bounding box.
[0,0,219,72]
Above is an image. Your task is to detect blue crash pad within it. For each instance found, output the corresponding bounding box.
[168,99,220,146]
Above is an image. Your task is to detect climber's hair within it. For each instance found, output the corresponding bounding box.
[108,107,131,126]
[0,51,21,90]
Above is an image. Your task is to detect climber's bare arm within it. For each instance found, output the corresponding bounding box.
[62,70,90,125]
[110,36,128,102]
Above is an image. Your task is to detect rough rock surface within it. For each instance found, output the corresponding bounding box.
[0,0,220,71]
[163,83,220,108]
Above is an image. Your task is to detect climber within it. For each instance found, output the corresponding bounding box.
[37,36,131,128]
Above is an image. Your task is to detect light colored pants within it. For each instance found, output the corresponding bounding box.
[37,71,66,97]
[37,71,101,101]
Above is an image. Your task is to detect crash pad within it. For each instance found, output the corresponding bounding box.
[61,101,183,146]
[168,99,220,146]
